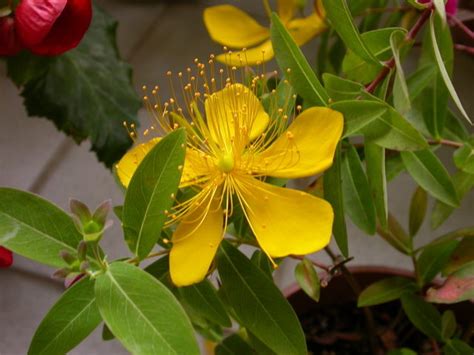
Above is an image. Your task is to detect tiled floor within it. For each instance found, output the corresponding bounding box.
[0,1,473,354]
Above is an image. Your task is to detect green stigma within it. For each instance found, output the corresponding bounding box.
[217,151,234,173]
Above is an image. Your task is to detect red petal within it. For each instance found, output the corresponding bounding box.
[0,247,13,268]
[15,0,67,47]
[0,17,23,56]
[26,0,92,56]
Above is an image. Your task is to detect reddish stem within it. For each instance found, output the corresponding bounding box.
[366,8,433,94]
[455,43,474,55]
[448,14,474,40]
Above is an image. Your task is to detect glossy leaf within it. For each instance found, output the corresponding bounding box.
[322,0,379,65]
[431,171,474,229]
[322,73,363,101]
[29,277,101,355]
[453,142,474,174]
[217,241,307,355]
[270,13,329,106]
[178,280,232,328]
[377,214,412,254]
[122,129,186,260]
[358,277,417,307]
[391,30,411,114]
[401,293,443,341]
[444,237,474,275]
[365,142,388,228]
[401,149,458,207]
[95,262,199,355]
[0,188,84,267]
[418,240,459,284]
[341,145,376,235]
[250,250,274,280]
[215,334,255,355]
[323,145,349,256]
[11,7,141,166]
[294,258,320,302]
[443,339,474,355]
[406,65,437,101]
[429,14,471,125]
[408,187,428,237]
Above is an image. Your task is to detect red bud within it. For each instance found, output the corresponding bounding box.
[0,247,13,268]
[0,16,22,56]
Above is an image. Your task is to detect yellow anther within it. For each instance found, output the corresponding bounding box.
[286,131,294,140]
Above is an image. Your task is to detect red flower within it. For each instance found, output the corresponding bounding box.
[0,16,22,56]
[0,247,13,268]
[15,0,92,56]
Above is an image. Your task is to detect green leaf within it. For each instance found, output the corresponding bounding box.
[358,277,417,307]
[401,293,443,341]
[122,129,186,260]
[322,0,380,65]
[323,144,349,256]
[429,14,471,125]
[14,6,141,167]
[28,277,102,355]
[391,30,411,114]
[444,111,470,142]
[377,214,412,254]
[365,142,388,228]
[431,171,474,229]
[330,100,388,137]
[387,349,417,355]
[250,250,274,280]
[270,13,329,106]
[215,334,255,355]
[178,280,232,328]
[342,28,402,83]
[102,324,115,341]
[433,0,447,24]
[443,237,474,275]
[294,258,320,302]
[443,339,474,355]
[408,187,428,237]
[0,188,84,267]
[217,240,307,355]
[323,73,363,101]
[418,240,459,284]
[441,310,456,340]
[401,149,459,207]
[454,141,474,174]
[406,65,437,101]
[341,145,376,235]
[95,262,199,355]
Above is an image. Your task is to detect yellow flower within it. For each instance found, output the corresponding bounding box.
[203,0,326,66]
[116,60,343,286]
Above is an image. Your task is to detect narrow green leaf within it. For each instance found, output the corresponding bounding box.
[377,214,412,254]
[408,187,428,237]
[270,13,329,106]
[294,258,321,302]
[444,111,470,142]
[401,149,459,207]
[454,141,474,174]
[323,73,363,101]
[322,0,380,65]
[122,129,186,260]
[250,250,274,280]
[401,293,443,341]
[330,100,388,137]
[431,171,474,229]
[443,339,474,355]
[95,262,199,355]
[341,145,376,235]
[217,241,307,355]
[358,277,417,307]
[418,240,459,284]
[28,277,101,355]
[365,142,388,228]
[215,334,255,355]
[406,65,437,101]
[441,310,457,340]
[429,14,472,124]
[178,280,232,328]
[0,188,84,267]
[391,30,411,114]
[323,145,349,256]
[444,237,474,275]
[433,0,447,24]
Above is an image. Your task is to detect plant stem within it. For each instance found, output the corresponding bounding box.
[366,7,433,94]
[291,254,330,271]
[455,43,474,55]
[324,247,380,354]
[262,0,272,19]
[126,249,169,264]
[448,14,474,40]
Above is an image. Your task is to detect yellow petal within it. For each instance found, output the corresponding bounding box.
[287,12,326,46]
[235,176,333,257]
[204,83,270,148]
[216,39,274,66]
[250,107,343,178]
[203,5,269,48]
[115,138,210,188]
[170,191,224,286]
[278,0,296,23]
